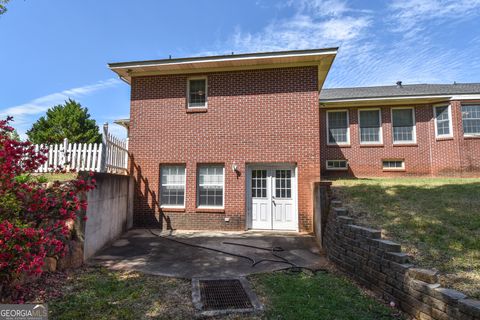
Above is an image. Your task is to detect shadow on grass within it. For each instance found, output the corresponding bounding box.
[332,179,480,298]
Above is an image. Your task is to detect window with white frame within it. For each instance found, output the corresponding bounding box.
[160,165,186,207]
[462,105,480,136]
[197,165,224,208]
[359,109,382,143]
[434,105,452,138]
[392,108,415,143]
[326,160,348,170]
[188,77,207,108]
[327,110,349,144]
[382,160,405,170]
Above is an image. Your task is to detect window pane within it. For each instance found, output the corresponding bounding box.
[327,160,348,170]
[275,170,292,199]
[251,170,267,199]
[328,111,348,144]
[160,166,186,206]
[383,161,404,169]
[392,109,414,127]
[198,165,224,207]
[189,79,206,107]
[360,110,381,143]
[392,109,414,142]
[462,105,480,135]
[435,106,450,136]
[360,110,380,127]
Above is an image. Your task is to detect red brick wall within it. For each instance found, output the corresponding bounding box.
[320,102,480,177]
[129,66,320,231]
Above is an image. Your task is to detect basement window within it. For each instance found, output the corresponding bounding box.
[382,160,405,171]
[188,77,207,108]
[326,160,348,171]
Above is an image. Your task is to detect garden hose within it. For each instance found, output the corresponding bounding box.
[148,229,329,275]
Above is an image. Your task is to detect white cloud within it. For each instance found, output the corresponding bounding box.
[230,0,372,53]
[1,78,121,137]
[388,0,480,36]
[1,78,120,120]
[211,0,480,88]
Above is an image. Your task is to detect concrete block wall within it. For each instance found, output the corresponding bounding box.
[324,200,480,320]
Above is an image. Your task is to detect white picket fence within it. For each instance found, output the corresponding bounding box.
[34,124,129,174]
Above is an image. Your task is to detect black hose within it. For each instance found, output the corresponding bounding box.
[148,229,256,265]
[148,230,329,275]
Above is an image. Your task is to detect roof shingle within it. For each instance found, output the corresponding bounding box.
[320,83,480,101]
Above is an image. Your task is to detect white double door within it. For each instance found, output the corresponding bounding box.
[248,166,297,231]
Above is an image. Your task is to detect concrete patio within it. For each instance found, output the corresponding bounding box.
[89,229,328,278]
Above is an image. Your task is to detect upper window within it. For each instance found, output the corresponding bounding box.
[327,110,349,145]
[462,105,480,136]
[160,165,186,207]
[188,77,207,108]
[392,108,416,143]
[197,165,224,208]
[359,109,382,144]
[434,105,453,138]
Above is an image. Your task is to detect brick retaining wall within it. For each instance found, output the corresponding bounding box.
[324,200,480,320]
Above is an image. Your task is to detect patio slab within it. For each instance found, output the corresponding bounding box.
[89,229,328,278]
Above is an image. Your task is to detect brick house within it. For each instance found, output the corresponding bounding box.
[109,48,337,231]
[109,48,480,231]
[320,83,480,177]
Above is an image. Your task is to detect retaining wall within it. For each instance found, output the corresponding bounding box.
[82,172,134,259]
[324,200,480,320]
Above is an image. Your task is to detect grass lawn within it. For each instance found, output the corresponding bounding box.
[37,172,78,182]
[331,177,480,298]
[38,267,400,319]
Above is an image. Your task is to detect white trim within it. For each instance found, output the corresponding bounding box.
[326,160,349,171]
[160,165,186,209]
[326,109,350,146]
[358,108,383,144]
[382,159,405,171]
[110,49,338,70]
[187,76,208,109]
[197,165,225,209]
[245,164,298,232]
[391,107,416,144]
[320,94,452,104]
[433,105,453,139]
[450,94,480,100]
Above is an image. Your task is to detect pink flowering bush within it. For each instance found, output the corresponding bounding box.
[0,117,95,301]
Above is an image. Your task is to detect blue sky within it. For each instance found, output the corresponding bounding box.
[1,0,480,138]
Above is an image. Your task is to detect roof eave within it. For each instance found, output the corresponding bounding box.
[108,48,338,90]
[319,95,454,107]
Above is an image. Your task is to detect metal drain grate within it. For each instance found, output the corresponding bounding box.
[199,279,253,311]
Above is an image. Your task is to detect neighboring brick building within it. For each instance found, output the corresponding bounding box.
[109,48,337,231]
[320,83,480,177]
[110,49,480,231]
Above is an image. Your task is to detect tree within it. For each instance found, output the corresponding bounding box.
[26,99,102,144]
[0,0,10,16]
